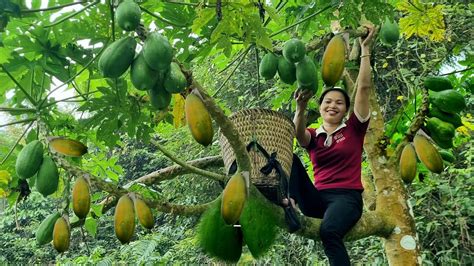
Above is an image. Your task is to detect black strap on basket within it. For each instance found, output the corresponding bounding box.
[228,140,301,233]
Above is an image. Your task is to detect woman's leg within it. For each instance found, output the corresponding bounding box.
[319,189,363,266]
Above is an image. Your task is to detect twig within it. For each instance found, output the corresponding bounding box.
[0,107,36,113]
[21,1,86,13]
[0,120,34,165]
[212,46,252,97]
[1,65,37,106]
[44,1,99,28]
[218,44,254,74]
[80,225,91,255]
[151,140,226,181]
[42,90,99,109]
[440,66,474,76]
[141,7,188,27]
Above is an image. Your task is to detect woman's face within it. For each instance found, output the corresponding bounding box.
[319,90,347,124]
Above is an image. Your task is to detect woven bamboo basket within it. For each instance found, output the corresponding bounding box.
[219,108,295,200]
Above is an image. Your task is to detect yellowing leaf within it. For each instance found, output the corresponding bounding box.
[383,62,389,68]
[397,95,404,101]
[397,0,445,42]
[0,170,11,186]
[172,94,186,128]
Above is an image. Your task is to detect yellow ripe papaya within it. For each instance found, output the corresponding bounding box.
[413,135,443,174]
[321,35,346,87]
[48,137,87,157]
[221,172,247,225]
[115,194,136,244]
[53,217,70,253]
[185,93,213,146]
[399,143,417,183]
[133,197,154,230]
[72,176,91,219]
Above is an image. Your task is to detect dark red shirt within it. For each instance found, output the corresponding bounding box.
[306,112,369,190]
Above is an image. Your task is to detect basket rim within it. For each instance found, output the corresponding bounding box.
[227,108,295,128]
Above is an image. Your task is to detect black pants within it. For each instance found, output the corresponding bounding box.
[289,155,363,266]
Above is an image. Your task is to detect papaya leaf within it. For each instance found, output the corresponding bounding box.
[192,8,215,34]
[0,47,12,64]
[84,217,98,237]
[397,0,445,42]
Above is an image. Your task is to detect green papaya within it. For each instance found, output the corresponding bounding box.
[299,80,318,94]
[277,56,296,84]
[429,90,466,114]
[296,56,317,86]
[98,37,137,78]
[163,62,187,94]
[143,32,173,71]
[16,140,43,179]
[439,150,455,163]
[282,38,306,63]
[259,53,278,80]
[197,197,243,263]
[149,82,171,110]
[239,193,278,258]
[35,156,59,197]
[428,105,463,128]
[424,76,453,92]
[380,17,400,45]
[115,0,141,31]
[130,52,159,91]
[426,117,455,149]
[36,212,61,246]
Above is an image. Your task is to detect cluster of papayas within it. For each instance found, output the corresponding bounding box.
[99,2,188,111]
[424,76,465,155]
[185,93,214,146]
[380,17,400,45]
[258,38,318,93]
[113,194,155,244]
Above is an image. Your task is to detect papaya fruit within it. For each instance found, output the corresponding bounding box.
[53,217,70,253]
[429,90,466,114]
[380,17,400,45]
[296,56,317,86]
[143,32,173,71]
[197,197,243,263]
[399,143,417,184]
[439,150,455,163]
[185,93,213,146]
[98,37,137,78]
[259,53,278,80]
[36,212,61,246]
[282,38,306,63]
[114,194,136,244]
[35,156,59,197]
[163,62,187,94]
[239,193,278,258]
[424,76,453,92]
[16,140,43,179]
[131,52,159,91]
[426,117,455,149]
[133,197,154,230]
[221,172,247,225]
[72,176,91,219]
[116,0,141,31]
[321,35,346,87]
[428,105,462,128]
[299,80,318,94]
[48,137,87,157]
[277,56,296,84]
[413,135,443,174]
[149,82,171,110]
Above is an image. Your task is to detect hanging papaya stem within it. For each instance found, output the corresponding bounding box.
[212,45,252,97]
[0,120,35,165]
[141,8,188,27]
[151,140,226,182]
[1,65,37,106]
[21,1,87,13]
[38,44,107,110]
[0,118,37,129]
[44,1,99,28]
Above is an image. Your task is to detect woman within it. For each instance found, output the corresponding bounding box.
[291,25,375,266]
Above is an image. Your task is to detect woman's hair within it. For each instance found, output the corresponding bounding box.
[318,87,350,110]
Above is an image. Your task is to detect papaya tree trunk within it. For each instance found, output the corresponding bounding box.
[365,88,421,265]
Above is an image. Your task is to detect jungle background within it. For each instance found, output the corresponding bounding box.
[0,0,473,265]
